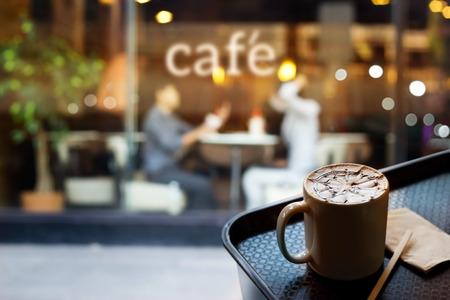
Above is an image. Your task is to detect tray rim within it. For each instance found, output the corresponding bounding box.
[222,149,450,299]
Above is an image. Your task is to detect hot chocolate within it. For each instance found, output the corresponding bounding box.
[304,163,388,204]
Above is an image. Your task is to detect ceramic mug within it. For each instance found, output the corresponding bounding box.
[276,163,389,280]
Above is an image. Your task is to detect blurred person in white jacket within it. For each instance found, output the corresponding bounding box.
[242,74,321,209]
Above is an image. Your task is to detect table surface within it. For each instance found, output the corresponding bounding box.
[224,151,450,299]
[318,132,369,143]
[200,132,279,146]
[237,172,450,299]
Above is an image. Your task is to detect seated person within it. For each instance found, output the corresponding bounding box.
[142,82,230,209]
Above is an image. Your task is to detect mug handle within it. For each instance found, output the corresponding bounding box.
[276,201,313,264]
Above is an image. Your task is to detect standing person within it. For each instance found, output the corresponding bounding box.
[142,82,230,209]
[242,74,321,209]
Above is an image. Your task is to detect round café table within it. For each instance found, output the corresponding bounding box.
[200,132,279,210]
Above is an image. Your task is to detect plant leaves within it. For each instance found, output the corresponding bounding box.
[11,129,26,143]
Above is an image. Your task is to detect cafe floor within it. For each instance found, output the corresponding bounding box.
[0,244,242,300]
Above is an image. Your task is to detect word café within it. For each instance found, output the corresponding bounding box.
[165,30,277,77]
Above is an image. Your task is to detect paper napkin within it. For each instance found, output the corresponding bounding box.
[386,208,450,273]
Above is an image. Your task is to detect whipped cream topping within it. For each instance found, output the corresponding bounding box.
[306,165,387,204]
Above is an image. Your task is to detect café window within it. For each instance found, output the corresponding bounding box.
[0,0,448,213]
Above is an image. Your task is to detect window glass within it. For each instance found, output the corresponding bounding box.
[0,0,448,212]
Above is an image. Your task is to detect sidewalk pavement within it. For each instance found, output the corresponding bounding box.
[0,244,242,300]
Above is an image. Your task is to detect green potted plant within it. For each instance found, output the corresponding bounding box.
[0,17,104,212]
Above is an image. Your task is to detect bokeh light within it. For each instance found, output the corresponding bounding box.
[443,6,450,18]
[405,113,418,126]
[434,124,442,136]
[429,0,447,12]
[386,67,397,84]
[354,42,373,61]
[277,59,296,82]
[156,11,173,24]
[84,94,97,107]
[409,80,426,97]
[106,82,114,92]
[381,97,395,111]
[67,103,79,115]
[438,125,450,138]
[335,69,347,81]
[103,96,117,110]
[423,113,435,126]
[212,66,226,85]
[371,0,390,5]
[369,65,383,78]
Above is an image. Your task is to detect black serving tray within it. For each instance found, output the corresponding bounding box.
[222,150,450,300]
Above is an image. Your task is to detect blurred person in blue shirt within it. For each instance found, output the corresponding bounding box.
[142,82,230,209]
